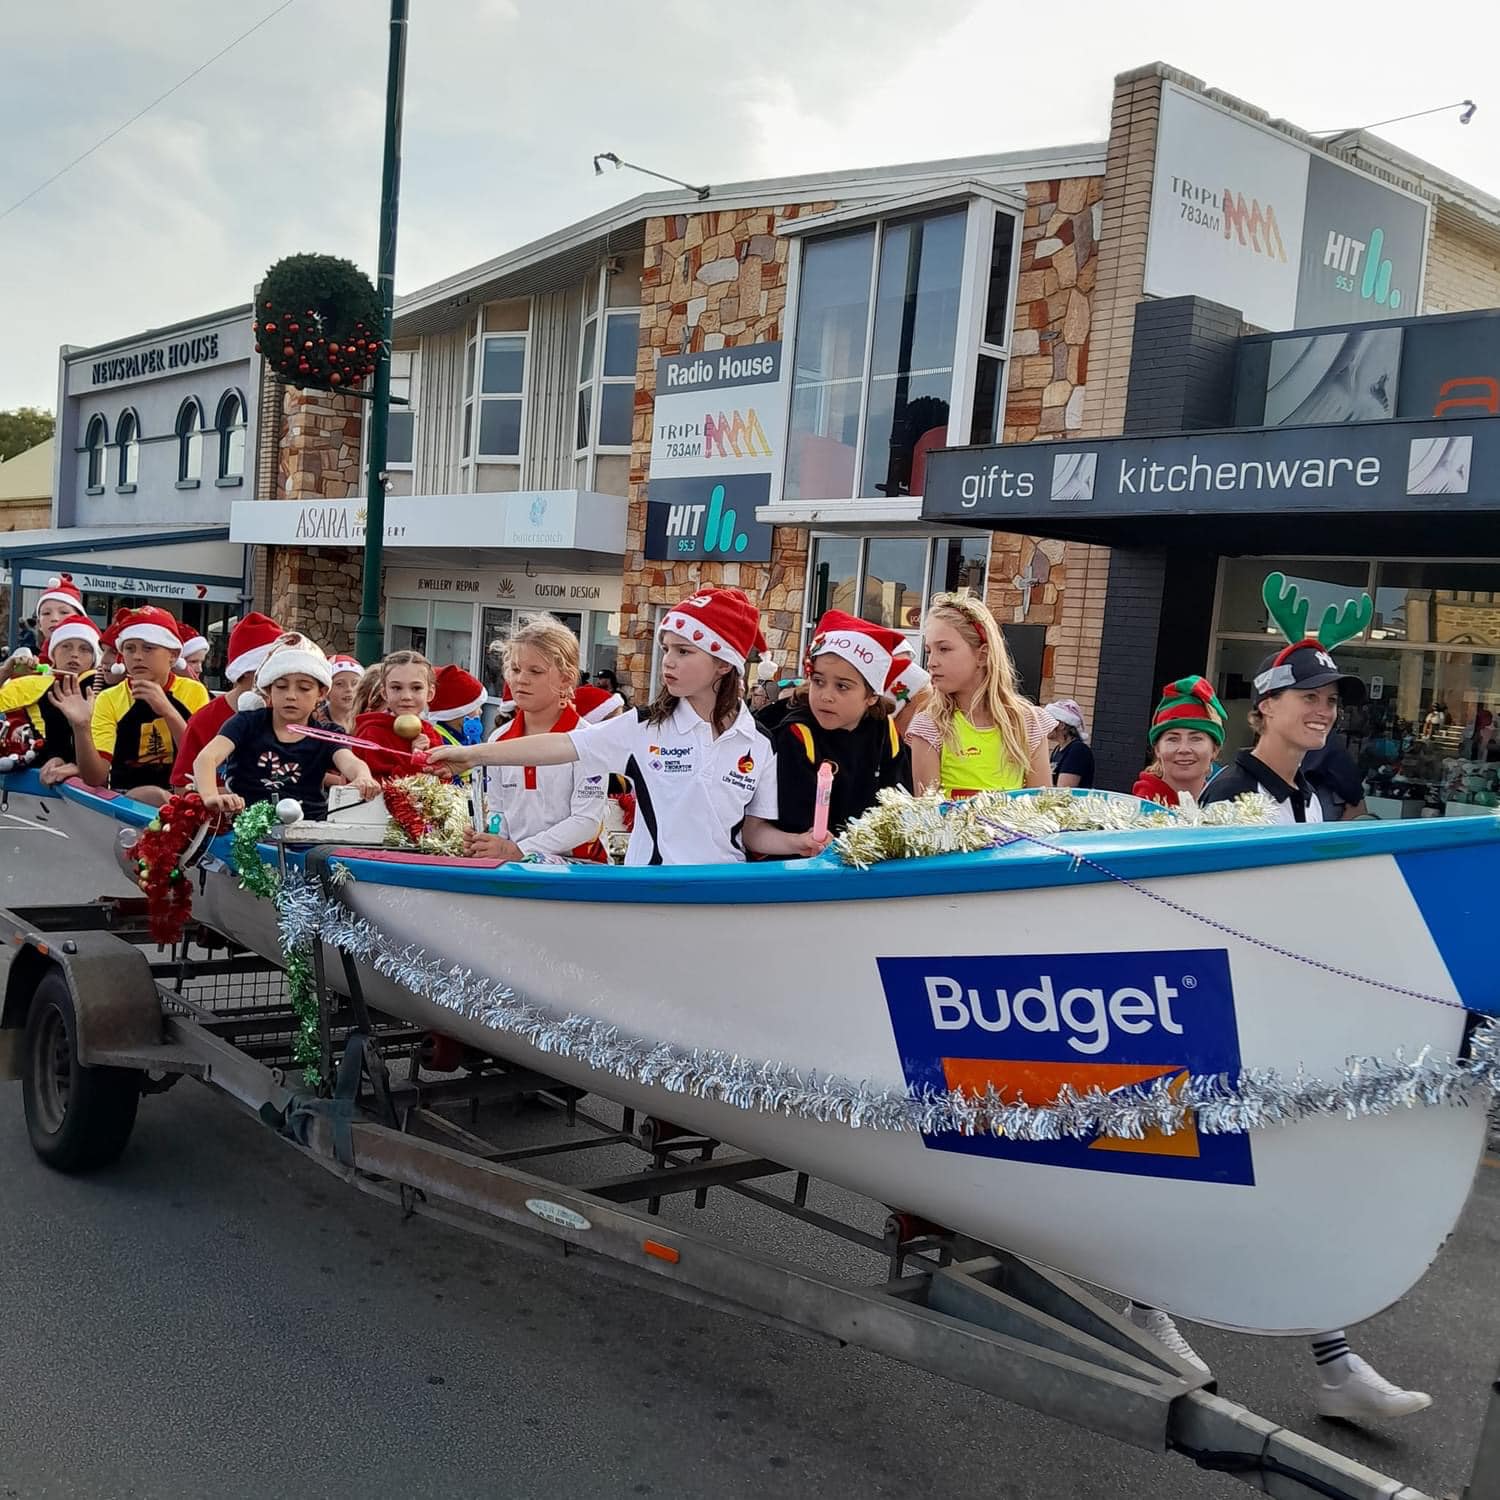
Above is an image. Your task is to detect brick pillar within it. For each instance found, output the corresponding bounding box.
[267,385,366,649]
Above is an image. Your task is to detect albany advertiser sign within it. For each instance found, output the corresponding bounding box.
[1145,83,1429,332]
[878,947,1253,1185]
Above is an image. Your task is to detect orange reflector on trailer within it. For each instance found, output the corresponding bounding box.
[34,942,48,957]
[642,1239,680,1264]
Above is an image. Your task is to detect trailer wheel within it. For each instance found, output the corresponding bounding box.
[21,969,140,1172]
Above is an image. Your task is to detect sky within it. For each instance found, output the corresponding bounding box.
[2,0,1497,412]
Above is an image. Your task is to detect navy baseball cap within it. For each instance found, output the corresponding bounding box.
[1252,641,1366,707]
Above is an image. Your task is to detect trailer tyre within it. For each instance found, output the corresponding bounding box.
[21,969,140,1172]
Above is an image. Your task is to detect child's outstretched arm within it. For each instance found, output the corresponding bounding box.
[332,749,381,799]
[744,816,828,860]
[192,734,243,814]
[427,733,580,774]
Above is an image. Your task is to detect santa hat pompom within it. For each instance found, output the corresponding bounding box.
[236,688,266,712]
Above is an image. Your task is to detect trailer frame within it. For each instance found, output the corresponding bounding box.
[0,897,1483,1500]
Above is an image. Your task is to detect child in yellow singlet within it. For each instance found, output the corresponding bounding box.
[905,592,1055,797]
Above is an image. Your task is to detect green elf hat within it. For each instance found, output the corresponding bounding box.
[1149,675,1228,746]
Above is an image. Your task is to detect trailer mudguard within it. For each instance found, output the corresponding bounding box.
[0,919,164,1081]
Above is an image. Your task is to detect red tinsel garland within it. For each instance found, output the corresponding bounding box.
[129,791,216,944]
[382,780,429,846]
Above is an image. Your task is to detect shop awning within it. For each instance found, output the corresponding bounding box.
[0,523,245,602]
[230,490,626,568]
[922,417,1500,553]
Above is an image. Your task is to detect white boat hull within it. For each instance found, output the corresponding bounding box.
[14,773,1497,1334]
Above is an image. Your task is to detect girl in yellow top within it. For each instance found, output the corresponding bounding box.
[905,592,1055,797]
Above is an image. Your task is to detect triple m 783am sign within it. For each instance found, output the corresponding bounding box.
[644,341,783,563]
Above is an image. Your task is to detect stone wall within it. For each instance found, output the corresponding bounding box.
[988,175,1104,696]
[618,203,833,695]
[265,384,365,646]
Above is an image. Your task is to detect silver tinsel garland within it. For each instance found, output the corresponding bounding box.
[269,870,1499,1143]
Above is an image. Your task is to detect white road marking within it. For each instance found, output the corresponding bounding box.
[0,811,69,838]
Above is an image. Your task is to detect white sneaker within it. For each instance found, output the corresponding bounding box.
[1316,1353,1432,1421]
[1128,1304,1211,1375]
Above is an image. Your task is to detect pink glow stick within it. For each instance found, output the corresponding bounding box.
[811,761,834,841]
[285,722,428,767]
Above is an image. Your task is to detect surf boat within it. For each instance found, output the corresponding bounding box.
[6,766,1496,1336]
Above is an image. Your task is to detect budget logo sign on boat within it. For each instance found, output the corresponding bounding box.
[877,948,1254,1186]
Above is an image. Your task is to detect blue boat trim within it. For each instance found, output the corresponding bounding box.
[25,774,1500,908]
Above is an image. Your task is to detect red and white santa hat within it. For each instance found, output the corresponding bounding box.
[116,605,187,655]
[328,653,364,679]
[180,629,210,659]
[884,637,930,709]
[47,613,101,662]
[37,575,83,614]
[428,665,486,723]
[658,587,765,672]
[100,609,130,677]
[225,612,284,682]
[805,610,930,706]
[254,633,333,692]
[574,683,623,724]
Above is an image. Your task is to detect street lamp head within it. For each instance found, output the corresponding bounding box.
[592,152,620,176]
[1460,100,1478,125]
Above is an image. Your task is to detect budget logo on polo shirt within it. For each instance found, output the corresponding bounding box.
[647,743,692,773]
[877,947,1252,1186]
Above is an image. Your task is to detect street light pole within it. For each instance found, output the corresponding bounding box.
[354,0,409,667]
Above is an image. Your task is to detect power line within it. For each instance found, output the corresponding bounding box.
[0,0,298,224]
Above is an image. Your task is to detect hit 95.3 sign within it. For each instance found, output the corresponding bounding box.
[645,341,782,563]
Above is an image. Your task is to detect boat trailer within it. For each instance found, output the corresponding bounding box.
[1,894,1493,1500]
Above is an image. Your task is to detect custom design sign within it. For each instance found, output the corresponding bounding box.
[878,947,1253,1185]
[1145,83,1428,331]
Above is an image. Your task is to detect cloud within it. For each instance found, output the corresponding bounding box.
[1,0,1496,413]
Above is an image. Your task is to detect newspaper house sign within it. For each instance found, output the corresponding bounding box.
[645,340,782,562]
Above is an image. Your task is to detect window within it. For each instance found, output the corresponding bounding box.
[215,389,245,481]
[115,409,139,488]
[465,329,526,465]
[576,272,641,462]
[387,349,416,467]
[84,414,108,491]
[176,398,203,484]
[785,202,1019,502]
[802,533,991,659]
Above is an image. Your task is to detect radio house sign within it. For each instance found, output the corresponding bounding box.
[90,333,222,387]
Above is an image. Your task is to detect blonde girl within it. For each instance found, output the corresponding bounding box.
[352,648,441,779]
[467,614,607,863]
[905,592,1054,797]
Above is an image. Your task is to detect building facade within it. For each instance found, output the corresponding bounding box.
[1,306,256,681]
[236,61,1500,734]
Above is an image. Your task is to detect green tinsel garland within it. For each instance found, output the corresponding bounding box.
[230,803,322,1088]
[834,787,1276,869]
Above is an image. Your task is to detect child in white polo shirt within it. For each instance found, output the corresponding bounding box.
[428,587,828,866]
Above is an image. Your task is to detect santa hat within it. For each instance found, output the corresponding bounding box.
[100,609,130,677]
[180,630,210,658]
[116,605,186,654]
[37,576,83,614]
[658,587,765,673]
[574,683,623,724]
[241,634,332,711]
[329,653,364,679]
[428,665,486,723]
[1149,676,1228,746]
[224,612,283,682]
[805,610,925,703]
[47,613,101,662]
[884,638,929,708]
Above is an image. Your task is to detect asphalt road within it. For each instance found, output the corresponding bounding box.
[1,808,1497,1500]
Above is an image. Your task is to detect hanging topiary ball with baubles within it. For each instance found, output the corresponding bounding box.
[253,254,383,392]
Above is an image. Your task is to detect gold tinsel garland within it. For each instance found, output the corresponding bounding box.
[833,787,1276,868]
[383,774,471,856]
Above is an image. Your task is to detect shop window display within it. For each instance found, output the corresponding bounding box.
[1214,559,1500,818]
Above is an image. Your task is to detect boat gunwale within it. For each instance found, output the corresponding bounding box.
[12,771,1499,907]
